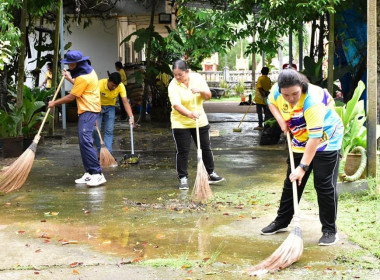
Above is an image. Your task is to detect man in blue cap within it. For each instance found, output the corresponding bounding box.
[48,50,106,187]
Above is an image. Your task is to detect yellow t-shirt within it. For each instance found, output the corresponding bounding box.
[70,70,101,114]
[168,72,209,129]
[98,78,127,106]
[255,75,271,105]
[119,69,127,86]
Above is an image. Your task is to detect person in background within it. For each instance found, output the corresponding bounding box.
[48,50,106,187]
[40,62,53,89]
[115,61,128,120]
[254,67,271,130]
[168,59,224,190]
[94,72,134,154]
[261,69,343,246]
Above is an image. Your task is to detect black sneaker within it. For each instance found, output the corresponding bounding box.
[179,177,189,190]
[318,232,339,246]
[260,221,288,235]
[208,172,224,184]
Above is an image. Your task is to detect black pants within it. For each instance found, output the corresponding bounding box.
[275,150,340,234]
[256,104,269,127]
[172,124,214,179]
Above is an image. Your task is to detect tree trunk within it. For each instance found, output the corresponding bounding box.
[16,0,28,111]
[48,2,61,134]
[0,69,7,110]
[317,14,325,79]
[141,0,157,122]
[309,19,316,58]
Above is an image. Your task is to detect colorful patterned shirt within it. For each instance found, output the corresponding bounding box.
[268,83,343,153]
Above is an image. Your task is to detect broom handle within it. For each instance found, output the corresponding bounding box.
[194,94,201,158]
[286,131,300,218]
[35,76,66,139]
[95,124,104,144]
[130,123,135,154]
[237,102,254,129]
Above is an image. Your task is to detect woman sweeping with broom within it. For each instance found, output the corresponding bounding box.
[48,50,106,187]
[261,69,343,246]
[168,60,224,191]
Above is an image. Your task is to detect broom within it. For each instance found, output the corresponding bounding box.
[0,76,65,193]
[247,131,303,276]
[233,101,254,132]
[191,94,213,203]
[95,124,118,168]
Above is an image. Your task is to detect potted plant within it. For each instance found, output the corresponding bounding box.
[220,79,231,98]
[334,81,367,182]
[235,81,246,101]
[0,105,24,157]
[0,86,50,157]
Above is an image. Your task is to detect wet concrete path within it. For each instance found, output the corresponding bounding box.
[0,102,379,279]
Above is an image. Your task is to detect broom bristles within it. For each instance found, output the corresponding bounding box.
[192,159,213,203]
[0,144,37,193]
[99,144,118,168]
[247,226,303,276]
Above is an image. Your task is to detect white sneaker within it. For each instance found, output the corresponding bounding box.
[75,172,91,184]
[86,173,106,187]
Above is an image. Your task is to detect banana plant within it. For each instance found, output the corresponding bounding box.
[334,80,367,181]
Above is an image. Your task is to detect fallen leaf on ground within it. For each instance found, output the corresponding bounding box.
[181,265,192,269]
[35,249,41,253]
[156,233,165,239]
[73,269,80,275]
[17,230,25,234]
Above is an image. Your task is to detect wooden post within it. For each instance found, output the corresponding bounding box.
[298,25,303,71]
[367,0,377,179]
[327,1,335,96]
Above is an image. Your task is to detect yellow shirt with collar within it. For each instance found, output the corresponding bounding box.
[98,78,127,106]
[168,72,209,129]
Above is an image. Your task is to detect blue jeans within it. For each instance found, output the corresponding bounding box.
[93,106,116,153]
[78,112,102,174]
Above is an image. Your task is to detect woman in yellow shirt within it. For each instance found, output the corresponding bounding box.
[168,60,224,190]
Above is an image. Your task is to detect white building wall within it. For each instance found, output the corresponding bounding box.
[25,18,118,90]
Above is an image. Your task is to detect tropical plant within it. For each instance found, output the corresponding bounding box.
[220,79,231,97]
[334,80,367,182]
[234,81,245,97]
[0,86,51,138]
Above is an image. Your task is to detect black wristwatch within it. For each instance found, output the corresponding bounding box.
[298,163,309,172]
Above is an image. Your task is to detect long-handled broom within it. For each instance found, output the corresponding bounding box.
[120,122,139,165]
[233,101,255,132]
[192,94,213,203]
[0,76,65,193]
[247,132,303,276]
[95,124,118,168]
